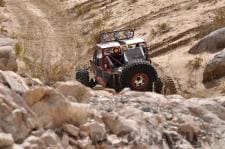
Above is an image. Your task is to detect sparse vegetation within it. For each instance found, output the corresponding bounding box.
[15,43,25,57]
[188,57,203,69]
[157,23,171,34]
[150,23,172,38]
[22,53,76,85]
[0,0,5,7]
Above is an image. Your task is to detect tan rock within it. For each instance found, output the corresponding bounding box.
[63,124,80,138]
[102,112,136,136]
[178,123,200,145]
[0,71,29,93]
[26,87,90,128]
[23,87,50,106]
[81,121,107,144]
[0,133,14,148]
[41,130,64,148]
[55,81,93,103]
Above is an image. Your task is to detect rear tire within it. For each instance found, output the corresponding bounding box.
[120,60,157,91]
[161,76,177,95]
[76,69,90,87]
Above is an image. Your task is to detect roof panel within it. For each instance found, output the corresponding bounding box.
[97,41,120,49]
[120,38,145,45]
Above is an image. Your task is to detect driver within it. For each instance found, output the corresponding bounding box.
[110,47,124,67]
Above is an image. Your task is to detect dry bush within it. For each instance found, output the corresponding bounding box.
[188,57,203,69]
[0,0,5,7]
[157,23,171,34]
[20,48,77,86]
[15,43,25,57]
[150,23,171,38]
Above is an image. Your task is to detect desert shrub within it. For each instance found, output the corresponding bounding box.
[150,23,171,38]
[0,0,5,7]
[157,23,171,34]
[188,57,203,69]
[15,43,25,57]
[21,48,77,85]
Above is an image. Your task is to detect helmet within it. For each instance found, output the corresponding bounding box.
[113,47,120,54]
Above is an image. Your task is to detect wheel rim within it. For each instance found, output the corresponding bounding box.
[131,73,149,91]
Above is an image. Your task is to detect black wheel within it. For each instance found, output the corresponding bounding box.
[75,69,90,87]
[161,76,177,95]
[120,60,157,91]
[154,78,163,93]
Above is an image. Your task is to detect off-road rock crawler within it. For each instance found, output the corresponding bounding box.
[75,29,176,94]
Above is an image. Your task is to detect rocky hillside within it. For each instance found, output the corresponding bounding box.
[2,0,225,97]
[0,69,224,149]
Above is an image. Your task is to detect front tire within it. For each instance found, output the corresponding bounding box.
[120,60,157,91]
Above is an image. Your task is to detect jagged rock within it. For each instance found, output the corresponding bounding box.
[22,135,46,149]
[23,87,50,106]
[62,124,80,138]
[55,81,93,103]
[203,49,225,82]
[0,84,35,142]
[0,133,14,148]
[189,27,225,54]
[163,130,194,149]
[77,137,95,149]
[41,130,64,149]
[178,123,200,145]
[102,112,137,136]
[80,121,107,144]
[0,71,29,93]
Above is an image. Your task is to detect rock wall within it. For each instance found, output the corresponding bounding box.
[0,71,224,149]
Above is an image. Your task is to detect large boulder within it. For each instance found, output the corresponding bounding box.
[55,81,93,103]
[0,37,18,71]
[23,87,91,128]
[203,49,225,82]
[189,27,225,54]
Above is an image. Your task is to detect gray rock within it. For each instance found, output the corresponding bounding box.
[203,49,225,82]
[81,121,107,144]
[0,71,29,93]
[0,38,16,47]
[62,124,80,138]
[189,27,225,54]
[0,38,18,72]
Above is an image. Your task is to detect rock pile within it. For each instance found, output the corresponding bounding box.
[0,70,224,149]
